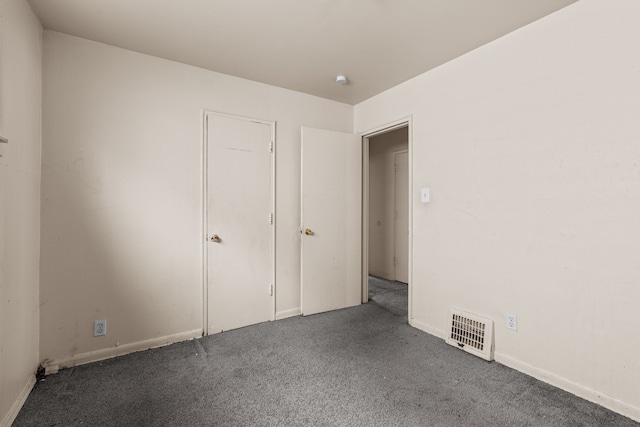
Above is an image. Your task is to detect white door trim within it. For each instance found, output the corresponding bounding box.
[393,149,409,283]
[360,116,413,323]
[201,110,276,336]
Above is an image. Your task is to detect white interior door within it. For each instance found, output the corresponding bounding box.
[301,127,362,316]
[207,113,274,334]
[394,150,409,283]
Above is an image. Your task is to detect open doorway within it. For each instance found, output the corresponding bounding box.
[362,123,410,320]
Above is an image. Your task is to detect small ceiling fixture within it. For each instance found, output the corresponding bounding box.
[336,75,348,85]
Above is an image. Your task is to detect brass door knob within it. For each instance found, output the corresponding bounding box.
[211,234,221,243]
[304,228,313,236]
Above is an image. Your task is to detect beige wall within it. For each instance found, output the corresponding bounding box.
[0,0,42,425]
[5,0,639,423]
[355,0,640,420]
[368,128,408,279]
[40,31,353,367]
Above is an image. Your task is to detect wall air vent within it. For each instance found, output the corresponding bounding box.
[445,308,494,361]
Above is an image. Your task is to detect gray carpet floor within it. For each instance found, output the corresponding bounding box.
[14,276,639,426]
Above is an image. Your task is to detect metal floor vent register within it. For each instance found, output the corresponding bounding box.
[445,308,494,361]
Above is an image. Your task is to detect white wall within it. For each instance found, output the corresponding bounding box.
[40,31,353,367]
[0,0,42,425]
[368,128,408,279]
[355,0,640,421]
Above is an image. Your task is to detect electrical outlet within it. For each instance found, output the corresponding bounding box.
[506,313,517,331]
[94,319,107,336]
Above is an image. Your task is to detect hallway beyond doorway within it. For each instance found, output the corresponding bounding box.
[368,275,407,321]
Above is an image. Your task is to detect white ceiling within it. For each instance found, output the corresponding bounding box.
[27,0,579,105]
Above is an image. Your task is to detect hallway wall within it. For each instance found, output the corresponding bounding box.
[368,128,408,280]
[355,0,640,421]
[0,0,42,425]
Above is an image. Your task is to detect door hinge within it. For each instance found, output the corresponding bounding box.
[269,141,274,153]
[393,257,397,266]
[394,164,398,172]
[269,284,274,296]
[269,213,274,225]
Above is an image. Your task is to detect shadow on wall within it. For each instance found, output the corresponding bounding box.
[39,116,202,366]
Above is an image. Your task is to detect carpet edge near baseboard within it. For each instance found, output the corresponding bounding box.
[42,329,202,371]
[1,374,36,427]
[494,351,640,424]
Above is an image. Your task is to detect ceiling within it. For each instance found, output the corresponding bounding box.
[27,0,579,105]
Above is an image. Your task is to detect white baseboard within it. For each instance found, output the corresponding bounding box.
[409,318,639,422]
[369,271,394,281]
[43,329,202,370]
[494,352,640,423]
[1,375,36,427]
[410,317,445,339]
[276,307,301,320]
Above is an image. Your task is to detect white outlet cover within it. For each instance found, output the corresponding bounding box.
[94,319,107,336]
[506,313,517,331]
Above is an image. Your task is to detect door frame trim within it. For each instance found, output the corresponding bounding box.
[360,116,413,323]
[201,110,276,336]
[393,149,409,282]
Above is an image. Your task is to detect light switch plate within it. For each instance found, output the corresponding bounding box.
[421,188,430,203]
